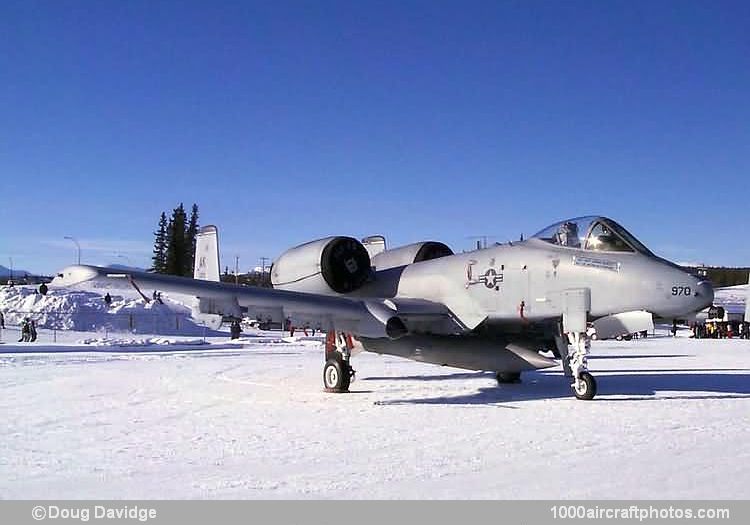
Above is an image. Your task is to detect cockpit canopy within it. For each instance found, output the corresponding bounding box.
[532,216,653,255]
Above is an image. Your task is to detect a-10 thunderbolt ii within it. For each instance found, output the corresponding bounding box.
[52,216,713,400]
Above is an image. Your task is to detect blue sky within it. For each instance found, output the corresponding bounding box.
[1,0,748,274]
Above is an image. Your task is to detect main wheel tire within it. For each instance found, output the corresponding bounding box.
[323,358,351,393]
[572,371,597,400]
[496,372,521,384]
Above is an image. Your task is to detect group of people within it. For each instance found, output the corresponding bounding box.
[691,321,750,339]
[18,317,38,342]
[0,312,37,342]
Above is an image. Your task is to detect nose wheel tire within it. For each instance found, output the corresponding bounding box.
[572,372,597,400]
[324,358,351,393]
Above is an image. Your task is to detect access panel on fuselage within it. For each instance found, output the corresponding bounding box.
[464,247,530,321]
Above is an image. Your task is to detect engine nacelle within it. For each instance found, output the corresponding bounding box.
[271,236,372,294]
[371,241,453,271]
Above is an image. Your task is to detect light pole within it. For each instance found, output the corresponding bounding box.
[8,257,12,283]
[64,236,81,265]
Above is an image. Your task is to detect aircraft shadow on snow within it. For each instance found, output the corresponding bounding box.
[367,369,750,405]
[588,354,692,359]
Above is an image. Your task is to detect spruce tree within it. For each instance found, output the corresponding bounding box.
[164,217,176,275]
[186,203,199,276]
[165,204,188,276]
[151,212,168,273]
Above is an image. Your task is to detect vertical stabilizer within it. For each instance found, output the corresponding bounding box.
[361,235,387,259]
[194,225,220,282]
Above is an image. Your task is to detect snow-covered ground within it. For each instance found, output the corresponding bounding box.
[1,327,749,499]
[2,284,749,499]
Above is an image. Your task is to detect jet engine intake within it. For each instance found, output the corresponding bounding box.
[271,236,372,295]
[370,241,453,271]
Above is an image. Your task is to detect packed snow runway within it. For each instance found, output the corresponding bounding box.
[1,329,749,499]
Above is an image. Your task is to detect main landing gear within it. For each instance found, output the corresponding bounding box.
[564,331,597,400]
[496,372,522,384]
[323,331,355,393]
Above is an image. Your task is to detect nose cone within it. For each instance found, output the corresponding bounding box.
[694,280,714,311]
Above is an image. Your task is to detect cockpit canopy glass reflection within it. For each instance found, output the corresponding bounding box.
[532,216,653,256]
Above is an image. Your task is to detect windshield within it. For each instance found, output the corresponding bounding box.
[532,216,653,256]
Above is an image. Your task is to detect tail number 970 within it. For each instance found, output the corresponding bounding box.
[672,286,692,296]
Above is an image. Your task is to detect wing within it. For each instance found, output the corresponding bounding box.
[51,265,469,338]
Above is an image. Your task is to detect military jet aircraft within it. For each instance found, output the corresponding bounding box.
[52,216,713,400]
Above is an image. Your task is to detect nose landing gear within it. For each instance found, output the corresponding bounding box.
[572,371,597,400]
[566,331,597,400]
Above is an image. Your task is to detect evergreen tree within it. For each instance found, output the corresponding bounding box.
[186,203,199,276]
[165,204,188,276]
[151,212,168,273]
[164,217,176,275]
[151,202,203,277]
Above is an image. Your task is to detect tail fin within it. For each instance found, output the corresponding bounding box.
[361,235,387,259]
[194,225,220,282]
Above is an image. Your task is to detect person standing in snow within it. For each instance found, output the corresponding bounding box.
[0,310,5,329]
[230,319,242,340]
[104,293,112,306]
[39,282,48,295]
[29,319,38,342]
[286,318,295,337]
[19,318,30,342]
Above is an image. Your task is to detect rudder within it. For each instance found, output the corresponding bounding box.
[194,225,220,282]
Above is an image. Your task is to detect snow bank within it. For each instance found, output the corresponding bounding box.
[0,286,212,335]
[78,337,208,347]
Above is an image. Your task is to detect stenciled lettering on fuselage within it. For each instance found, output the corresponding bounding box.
[572,255,621,272]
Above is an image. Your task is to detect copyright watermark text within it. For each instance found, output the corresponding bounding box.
[32,505,156,522]
[551,504,730,521]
